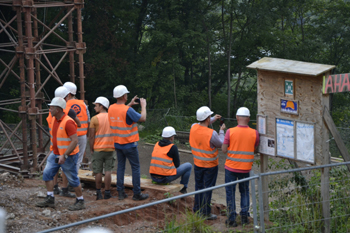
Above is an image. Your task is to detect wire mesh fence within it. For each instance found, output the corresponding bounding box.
[35,161,350,233]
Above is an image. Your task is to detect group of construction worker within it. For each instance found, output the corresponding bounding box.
[35,83,259,228]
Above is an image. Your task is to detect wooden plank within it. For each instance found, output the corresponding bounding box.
[78,169,183,193]
[323,106,350,171]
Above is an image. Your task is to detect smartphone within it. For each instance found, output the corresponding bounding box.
[55,157,59,164]
[220,117,225,126]
[135,98,140,104]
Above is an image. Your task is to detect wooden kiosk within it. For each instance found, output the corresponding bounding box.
[247,57,336,232]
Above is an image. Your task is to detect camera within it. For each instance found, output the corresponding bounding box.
[135,98,140,104]
[220,117,225,126]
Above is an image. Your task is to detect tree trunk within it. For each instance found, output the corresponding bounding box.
[227,11,233,118]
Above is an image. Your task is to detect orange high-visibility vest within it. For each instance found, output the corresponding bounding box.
[225,126,256,170]
[149,142,176,176]
[189,124,219,168]
[66,99,88,136]
[108,104,139,144]
[94,113,115,150]
[46,110,67,151]
[50,115,79,156]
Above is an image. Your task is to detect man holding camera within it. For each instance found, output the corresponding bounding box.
[189,106,226,220]
[36,97,85,211]
[108,85,149,201]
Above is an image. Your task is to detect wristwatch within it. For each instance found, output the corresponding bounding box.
[63,154,68,159]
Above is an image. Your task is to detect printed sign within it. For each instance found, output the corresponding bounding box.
[258,136,275,156]
[323,73,350,94]
[296,122,315,164]
[280,99,298,115]
[285,80,294,95]
[276,118,294,159]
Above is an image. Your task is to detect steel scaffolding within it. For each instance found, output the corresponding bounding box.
[0,0,86,176]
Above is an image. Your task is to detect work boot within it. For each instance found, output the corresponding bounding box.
[241,215,249,225]
[118,190,128,200]
[53,185,60,195]
[179,187,187,194]
[68,199,85,211]
[104,190,112,200]
[132,192,149,201]
[35,195,55,208]
[60,188,76,198]
[226,219,238,227]
[96,190,103,200]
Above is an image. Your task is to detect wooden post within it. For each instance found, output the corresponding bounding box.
[260,154,269,221]
[321,86,330,233]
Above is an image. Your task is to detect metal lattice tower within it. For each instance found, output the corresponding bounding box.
[0,0,86,175]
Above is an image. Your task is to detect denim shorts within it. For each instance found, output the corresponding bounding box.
[43,151,80,187]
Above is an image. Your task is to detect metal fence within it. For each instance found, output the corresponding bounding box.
[34,161,350,233]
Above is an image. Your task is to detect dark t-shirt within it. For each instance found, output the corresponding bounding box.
[68,109,77,119]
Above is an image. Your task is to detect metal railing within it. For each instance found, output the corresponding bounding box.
[36,161,350,233]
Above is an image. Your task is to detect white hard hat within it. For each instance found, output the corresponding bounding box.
[48,97,66,109]
[78,227,113,233]
[63,81,77,95]
[54,86,69,99]
[196,106,213,121]
[162,126,176,138]
[236,107,250,116]
[113,85,130,98]
[93,96,110,109]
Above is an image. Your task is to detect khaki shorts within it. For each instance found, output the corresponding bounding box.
[92,151,116,173]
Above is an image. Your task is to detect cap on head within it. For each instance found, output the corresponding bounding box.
[162,126,176,138]
[236,107,250,116]
[196,106,213,121]
[54,86,69,99]
[63,82,77,95]
[113,85,130,98]
[48,97,66,109]
[93,96,110,109]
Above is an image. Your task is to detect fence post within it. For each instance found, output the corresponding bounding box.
[0,208,6,233]
[258,174,265,233]
[250,171,258,233]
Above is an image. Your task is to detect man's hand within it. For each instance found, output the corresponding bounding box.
[58,155,66,164]
[213,114,222,121]
[220,123,226,131]
[128,95,139,106]
[140,98,147,108]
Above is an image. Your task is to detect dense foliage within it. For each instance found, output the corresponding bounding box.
[1,0,350,121]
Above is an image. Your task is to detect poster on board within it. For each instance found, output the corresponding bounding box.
[276,118,294,159]
[296,122,315,163]
[257,115,267,135]
[258,135,275,156]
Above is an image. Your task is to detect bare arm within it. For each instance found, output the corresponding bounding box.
[58,133,78,164]
[138,98,147,122]
[89,128,96,153]
[222,143,228,153]
[74,117,81,127]
[127,95,139,107]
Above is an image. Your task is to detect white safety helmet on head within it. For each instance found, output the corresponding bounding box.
[48,97,66,109]
[162,126,176,138]
[63,81,77,95]
[113,85,130,98]
[196,106,213,121]
[54,86,69,99]
[93,96,110,109]
[236,107,250,116]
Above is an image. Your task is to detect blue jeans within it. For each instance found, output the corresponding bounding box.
[225,169,250,221]
[43,152,80,187]
[116,147,141,194]
[193,165,218,216]
[151,162,192,188]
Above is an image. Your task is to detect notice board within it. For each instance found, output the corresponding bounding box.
[275,118,315,164]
